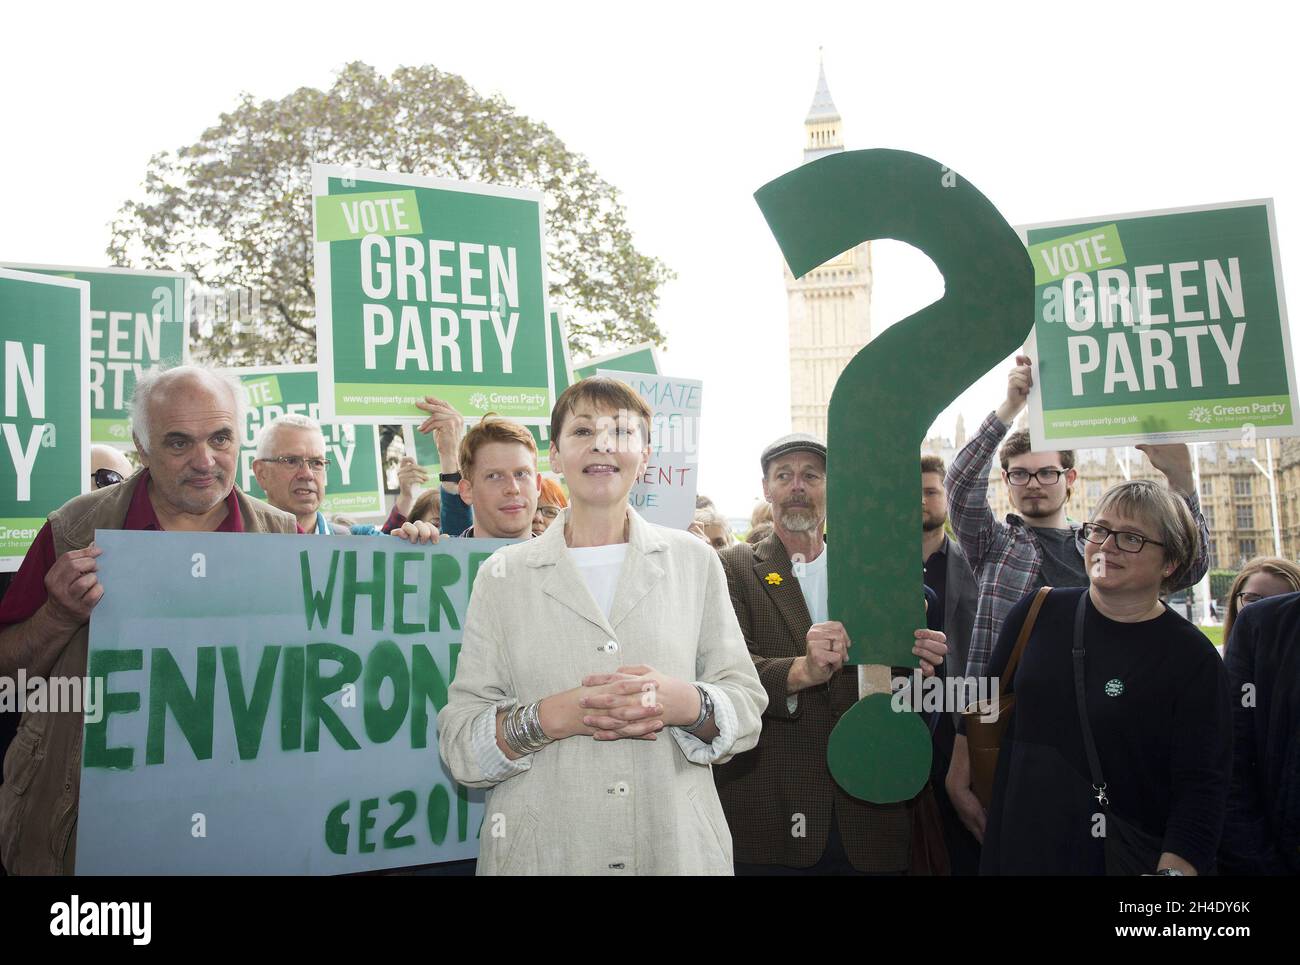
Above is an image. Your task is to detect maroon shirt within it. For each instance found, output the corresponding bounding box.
[0,471,250,629]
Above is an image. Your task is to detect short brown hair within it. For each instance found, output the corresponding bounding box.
[550,376,653,445]
[921,455,946,476]
[409,488,441,525]
[458,414,537,481]
[998,429,1075,472]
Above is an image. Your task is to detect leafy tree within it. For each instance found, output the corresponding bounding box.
[108,61,672,365]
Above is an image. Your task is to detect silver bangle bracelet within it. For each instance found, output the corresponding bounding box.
[683,685,713,733]
[502,701,553,756]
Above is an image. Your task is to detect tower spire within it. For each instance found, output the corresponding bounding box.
[803,51,843,163]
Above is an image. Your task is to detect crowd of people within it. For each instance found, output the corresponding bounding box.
[0,357,1296,876]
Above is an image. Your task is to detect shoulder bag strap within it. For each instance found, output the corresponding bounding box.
[1071,589,1109,807]
[1002,585,1052,689]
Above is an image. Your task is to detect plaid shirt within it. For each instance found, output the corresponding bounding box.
[947,412,1210,679]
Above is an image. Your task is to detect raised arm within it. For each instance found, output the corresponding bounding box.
[946,355,1032,571]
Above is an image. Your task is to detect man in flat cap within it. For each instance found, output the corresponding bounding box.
[713,433,947,874]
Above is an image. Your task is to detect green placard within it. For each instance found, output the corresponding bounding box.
[312,165,554,424]
[1,264,189,448]
[575,343,660,381]
[0,268,91,571]
[1022,200,1299,448]
[233,366,385,517]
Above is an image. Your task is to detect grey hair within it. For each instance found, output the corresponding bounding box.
[255,413,325,460]
[693,507,730,531]
[1089,479,1200,593]
[130,363,246,455]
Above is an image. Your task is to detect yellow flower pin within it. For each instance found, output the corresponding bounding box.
[765,572,783,586]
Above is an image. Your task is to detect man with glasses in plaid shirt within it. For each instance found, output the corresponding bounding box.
[943,354,1209,844]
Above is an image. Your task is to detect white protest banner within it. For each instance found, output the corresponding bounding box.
[597,369,701,529]
[77,531,502,874]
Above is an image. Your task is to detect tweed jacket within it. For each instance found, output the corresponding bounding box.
[437,507,767,875]
[713,533,911,872]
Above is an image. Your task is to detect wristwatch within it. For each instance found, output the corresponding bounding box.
[1155,868,1185,876]
[439,472,461,483]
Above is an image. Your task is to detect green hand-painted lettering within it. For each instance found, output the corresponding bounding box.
[391,552,424,634]
[342,551,387,634]
[358,797,380,853]
[220,645,281,760]
[428,784,451,845]
[280,646,305,751]
[362,641,410,744]
[409,644,449,749]
[427,553,462,632]
[385,790,418,849]
[146,647,217,765]
[301,549,340,630]
[325,799,349,855]
[83,649,143,770]
[304,643,362,752]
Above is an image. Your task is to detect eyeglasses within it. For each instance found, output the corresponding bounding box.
[1006,468,1067,486]
[1235,591,1267,606]
[1080,522,1164,554]
[92,468,124,488]
[535,505,561,519]
[262,455,330,473]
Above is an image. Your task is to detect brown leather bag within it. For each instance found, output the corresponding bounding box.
[961,586,1051,809]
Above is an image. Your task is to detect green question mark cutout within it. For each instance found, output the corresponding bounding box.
[754,149,1033,803]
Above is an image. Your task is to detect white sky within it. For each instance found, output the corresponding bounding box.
[4,0,1297,519]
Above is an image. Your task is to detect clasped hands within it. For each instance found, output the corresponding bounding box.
[541,665,700,742]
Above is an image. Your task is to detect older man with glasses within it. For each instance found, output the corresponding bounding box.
[252,414,437,541]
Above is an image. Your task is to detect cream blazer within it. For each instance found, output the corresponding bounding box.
[438,507,767,875]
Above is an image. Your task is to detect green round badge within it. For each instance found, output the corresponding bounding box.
[1104,678,1124,697]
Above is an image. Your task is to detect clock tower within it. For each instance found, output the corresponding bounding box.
[784,55,874,438]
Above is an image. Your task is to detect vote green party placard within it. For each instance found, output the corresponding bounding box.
[312,165,554,425]
[1,264,189,448]
[0,268,90,571]
[1021,200,1298,448]
[232,365,385,517]
[575,342,661,381]
[77,530,505,874]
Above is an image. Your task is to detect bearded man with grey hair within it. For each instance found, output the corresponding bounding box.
[713,432,949,874]
[0,364,300,874]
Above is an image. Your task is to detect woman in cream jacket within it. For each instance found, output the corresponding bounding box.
[438,378,767,874]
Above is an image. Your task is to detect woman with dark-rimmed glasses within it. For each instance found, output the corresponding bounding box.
[977,480,1231,875]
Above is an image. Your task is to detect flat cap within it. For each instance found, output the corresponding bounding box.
[760,432,828,473]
